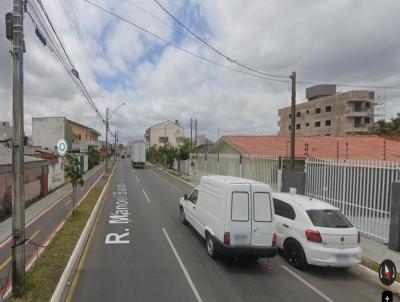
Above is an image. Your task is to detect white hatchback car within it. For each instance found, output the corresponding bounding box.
[272,193,362,269]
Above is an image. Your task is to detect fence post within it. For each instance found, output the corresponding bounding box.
[389,182,400,250]
[239,154,242,178]
[277,156,282,192]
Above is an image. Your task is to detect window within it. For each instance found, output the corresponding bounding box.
[307,209,353,228]
[325,120,331,126]
[316,108,321,114]
[288,125,291,130]
[253,193,272,222]
[354,102,362,112]
[315,121,321,127]
[354,117,362,128]
[365,102,371,108]
[296,112,301,118]
[306,110,309,114]
[296,124,301,130]
[306,123,309,127]
[231,192,249,221]
[78,134,81,141]
[159,137,169,143]
[273,199,296,220]
[289,114,291,119]
[365,117,370,124]
[326,105,332,112]
[188,190,198,204]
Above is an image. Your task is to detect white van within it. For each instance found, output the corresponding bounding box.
[179,176,277,259]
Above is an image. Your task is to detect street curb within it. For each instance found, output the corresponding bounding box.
[158,166,196,188]
[50,161,117,302]
[351,261,400,296]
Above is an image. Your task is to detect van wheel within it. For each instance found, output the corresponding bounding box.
[180,208,187,225]
[206,234,217,258]
[284,239,307,269]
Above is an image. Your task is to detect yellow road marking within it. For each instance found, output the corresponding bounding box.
[0,230,40,271]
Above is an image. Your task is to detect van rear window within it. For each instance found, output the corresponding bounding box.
[231,192,249,222]
[253,193,272,222]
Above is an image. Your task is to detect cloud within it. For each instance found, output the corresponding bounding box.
[0,0,399,143]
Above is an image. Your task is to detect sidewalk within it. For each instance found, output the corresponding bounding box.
[0,163,104,245]
[360,236,400,269]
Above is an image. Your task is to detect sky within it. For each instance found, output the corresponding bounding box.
[0,0,399,143]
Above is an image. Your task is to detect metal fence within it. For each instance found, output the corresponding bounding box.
[305,158,400,243]
[189,153,280,191]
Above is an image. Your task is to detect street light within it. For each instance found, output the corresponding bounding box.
[105,102,126,172]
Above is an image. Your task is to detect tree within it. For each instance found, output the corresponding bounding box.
[65,153,84,214]
[376,114,400,135]
[88,146,100,170]
[178,138,193,160]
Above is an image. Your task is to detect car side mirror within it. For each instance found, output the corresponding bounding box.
[184,194,188,200]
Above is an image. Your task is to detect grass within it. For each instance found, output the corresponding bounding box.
[361,257,400,282]
[9,178,108,302]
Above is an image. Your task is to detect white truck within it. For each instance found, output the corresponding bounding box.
[131,141,146,168]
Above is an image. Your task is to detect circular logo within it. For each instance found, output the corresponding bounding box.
[57,139,68,156]
[379,259,397,286]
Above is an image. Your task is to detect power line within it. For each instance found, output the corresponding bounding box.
[152,0,289,79]
[81,0,290,83]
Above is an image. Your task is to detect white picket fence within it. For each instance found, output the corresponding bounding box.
[305,158,400,243]
[189,153,280,191]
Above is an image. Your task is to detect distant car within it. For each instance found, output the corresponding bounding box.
[272,193,361,269]
[121,154,126,159]
[179,176,277,259]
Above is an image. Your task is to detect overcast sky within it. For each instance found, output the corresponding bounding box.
[1,0,399,143]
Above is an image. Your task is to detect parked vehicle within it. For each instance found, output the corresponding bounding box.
[272,193,362,269]
[131,141,146,168]
[179,176,277,259]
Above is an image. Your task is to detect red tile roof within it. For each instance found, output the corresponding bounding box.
[218,135,400,161]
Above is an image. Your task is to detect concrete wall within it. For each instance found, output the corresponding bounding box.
[32,117,65,151]
[278,90,374,136]
[0,165,48,215]
[48,159,65,191]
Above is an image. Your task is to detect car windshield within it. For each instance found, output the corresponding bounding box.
[307,209,353,228]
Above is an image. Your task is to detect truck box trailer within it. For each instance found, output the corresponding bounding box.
[131,142,146,168]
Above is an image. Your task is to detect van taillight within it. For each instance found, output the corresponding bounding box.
[224,232,230,246]
[305,229,322,243]
[357,231,361,244]
[272,233,277,247]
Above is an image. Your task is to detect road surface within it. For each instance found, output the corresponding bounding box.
[70,159,390,302]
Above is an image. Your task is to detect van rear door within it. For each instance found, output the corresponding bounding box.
[229,185,251,246]
[251,184,274,247]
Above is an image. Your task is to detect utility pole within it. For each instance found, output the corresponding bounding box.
[190,118,193,147]
[289,71,296,169]
[217,128,220,140]
[164,126,167,167]
[105,108,109,172]
[114,129,117,161]
[11,0,25,296]
[195,118,198,157]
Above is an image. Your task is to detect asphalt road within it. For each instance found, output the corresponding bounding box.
[71,159,392,302]
[0,163,105,297]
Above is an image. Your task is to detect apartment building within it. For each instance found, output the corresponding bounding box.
[145,120,185,148]
[278,85,375,136]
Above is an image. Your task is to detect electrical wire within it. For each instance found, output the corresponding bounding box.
[81,0,290,83]
[152,0,289,79]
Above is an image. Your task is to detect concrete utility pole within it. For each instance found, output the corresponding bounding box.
[11,0,26,296]
[105,108,109,172]
[114,129,117,161]
[289,71,296,169]
[195,118,198,158]
[190,118,193,147]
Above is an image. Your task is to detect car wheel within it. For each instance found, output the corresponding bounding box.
[206,233,217,258]
[180,207,187,225]
[284,239,307,269]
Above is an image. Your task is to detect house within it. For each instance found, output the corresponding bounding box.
[0,121,13,143]
[0,146,49,215]
[210,135,400,162]
[145,120,185,149]
[24,146,64,191]
[278,85,375,136]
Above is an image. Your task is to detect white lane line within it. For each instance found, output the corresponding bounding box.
[136,176,140,183]
[281,265,334,302]
[151,170,183,193]
[142,189,151,203]
[162,228,203,302]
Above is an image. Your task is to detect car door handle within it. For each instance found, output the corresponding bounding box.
[283,224,289,228]
[193,206,196,210]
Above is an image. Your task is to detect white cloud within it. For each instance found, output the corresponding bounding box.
[0,0,399,143]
